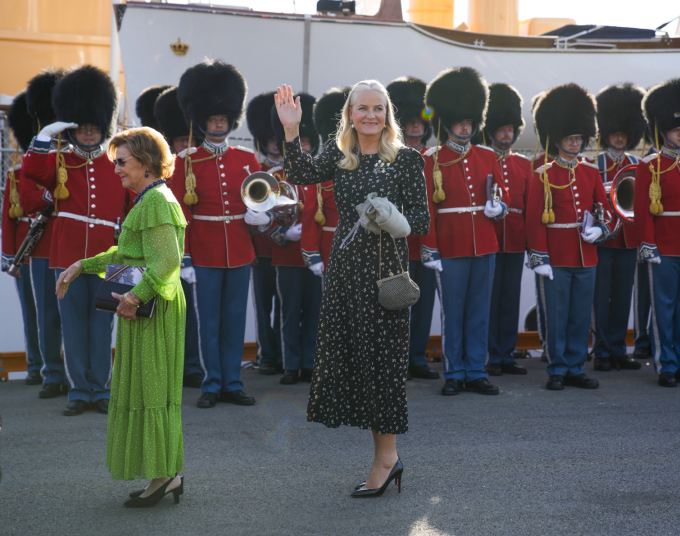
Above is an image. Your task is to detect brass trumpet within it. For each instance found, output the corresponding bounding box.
[603,163,636,237]
[241,171,301,228]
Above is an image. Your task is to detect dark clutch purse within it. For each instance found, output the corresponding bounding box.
[95,264,156,318]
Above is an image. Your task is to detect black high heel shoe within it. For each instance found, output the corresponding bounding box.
[124,477,182,507]
[351,459,403,498]
[129,474,183,498]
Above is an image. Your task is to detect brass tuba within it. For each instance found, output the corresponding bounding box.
[241,171,301,228]
[603,163,636,238]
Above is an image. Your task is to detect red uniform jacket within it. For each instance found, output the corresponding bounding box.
[265,166,312,268]
[170,143,259,268]
[420,143,508,259]
[494,151,531,253]
[593,151,639,249]
[634,150,680,257]
[1,165,31,269]
[300,179,337,269]
[18,168,56,259]
[252,159,284,258]
[22,140,130,269]
[526,159,609,268]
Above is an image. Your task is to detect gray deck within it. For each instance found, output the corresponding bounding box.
[1,356,678,536]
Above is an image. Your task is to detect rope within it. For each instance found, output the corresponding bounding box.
[8,145,23,218]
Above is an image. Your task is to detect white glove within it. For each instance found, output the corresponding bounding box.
[309,262,325,277]
[533,264,554,280]
[180,266,196,284]
[423,260,443,272]
[284,223,302,242]
[483,200,502,219]
[647,256,661,265]
[244,209,271,227]
[36,121,78,142]
[581,226,603,244]
[372,197,411,238]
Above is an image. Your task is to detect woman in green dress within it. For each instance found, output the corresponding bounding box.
[56,127,187,507]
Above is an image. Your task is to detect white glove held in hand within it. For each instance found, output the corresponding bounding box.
[423,260,443,272]
[372,197,411,238]
[483,200,503,219]
[180,266,196,284]
[284,223,302,242]
[37,122,78,142]
[581,226,603,244]
[647,256,661,265]
[244,209,271,227]
[309,263,325,277]
[533,264,554,280]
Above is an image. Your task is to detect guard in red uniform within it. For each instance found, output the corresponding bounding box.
[422,67,508,397]
[268,93,322,385]
[1,91,43,387]
[480,83,532,377]
[142,85,204,389]
[634,78,680,387]
[385,76,439,381]
[23,64,130,416]
[245,91,283,375]
[172,60,259,407]
[590,84,646,372]
[527,83,609,391]
[22,68,69,397]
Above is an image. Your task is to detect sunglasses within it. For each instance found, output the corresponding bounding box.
[112,156,134,167]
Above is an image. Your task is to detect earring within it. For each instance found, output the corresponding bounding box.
[144,170,149,178]
[350,120,354,129]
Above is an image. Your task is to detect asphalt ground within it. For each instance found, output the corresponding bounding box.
[1,355,679,536]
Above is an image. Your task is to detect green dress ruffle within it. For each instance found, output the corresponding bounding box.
[80,185,187,480]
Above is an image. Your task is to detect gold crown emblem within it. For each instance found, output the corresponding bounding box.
[171,38,189,56]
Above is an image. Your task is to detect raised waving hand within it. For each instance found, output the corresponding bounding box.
[274,84,302,141]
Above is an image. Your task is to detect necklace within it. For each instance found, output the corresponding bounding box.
[133,179,166,205]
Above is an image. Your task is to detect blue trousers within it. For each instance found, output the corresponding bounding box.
[251,257,282,368]
[55,270,113,403]
[30,258,65,385]
[488,252,524,365]
[591,247,636,358]
[15,263,42,374]
[437,254,495,382]
[276,266,322,371]
[181,279,202,376]
[538,266,596,377]
[648,258,680,375]
[634,261,652,351]
[535,274,547,354]
[408,260,437,368]
[194,265,251,394]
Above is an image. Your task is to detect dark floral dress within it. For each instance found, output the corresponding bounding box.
[284,138,429,434]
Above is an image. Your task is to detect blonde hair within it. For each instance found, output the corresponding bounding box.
[107,127,175,179]
[336,80,403,170]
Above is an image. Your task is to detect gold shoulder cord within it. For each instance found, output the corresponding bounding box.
[315,183,334,225]
[431,120,468,203]
[593,135,621,174]
[183,121,217,206]
[8,145,23,218]
[539,136,575,224]
[54,133,92,212]
[648,124,679,215]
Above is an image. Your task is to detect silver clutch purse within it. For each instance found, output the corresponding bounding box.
[376,234,420,311]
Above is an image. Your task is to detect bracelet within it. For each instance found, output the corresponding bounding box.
[124,292,140,308]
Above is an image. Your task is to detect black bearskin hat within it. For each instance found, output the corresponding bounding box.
[272,93,319,155]
[425,67,489,135]
[387,76,431,143]
[154,86,191,142]
[534,83,597,156]
[642,78,680,137]
[52,64,119,140]
[136,85,171,131]
[246,92,276,155]
[26,67,64,134]
[8,92,34,153]
[596,83,646,150]
[484,83,525,139]
[177,60,247,133]
[313,86,350,145]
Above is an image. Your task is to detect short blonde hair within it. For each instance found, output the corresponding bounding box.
[336,80,403,170]
[107,127,175,179]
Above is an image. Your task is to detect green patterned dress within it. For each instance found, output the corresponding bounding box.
[80,184,187,480]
